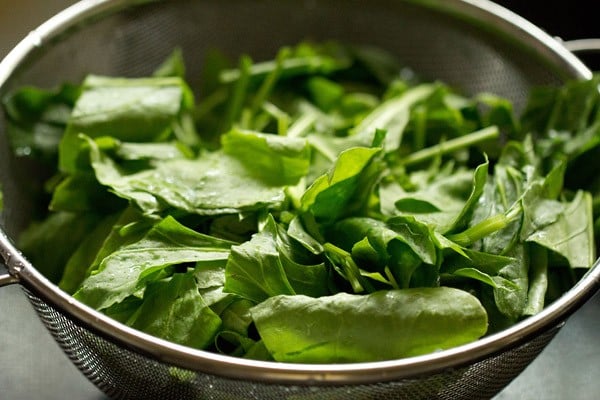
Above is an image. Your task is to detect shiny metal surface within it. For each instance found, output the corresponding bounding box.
[0,3,598,398]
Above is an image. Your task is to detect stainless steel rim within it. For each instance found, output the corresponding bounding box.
[0,0,598,385]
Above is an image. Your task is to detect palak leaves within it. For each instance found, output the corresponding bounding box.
[5,42,598,364]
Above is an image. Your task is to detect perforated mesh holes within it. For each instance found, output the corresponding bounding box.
[24,287,559,400]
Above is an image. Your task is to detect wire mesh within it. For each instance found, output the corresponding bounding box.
[25,287,559,400]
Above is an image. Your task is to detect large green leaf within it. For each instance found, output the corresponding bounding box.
[251,287,488,363]
[59,75,197,173]
[86,139,286,215]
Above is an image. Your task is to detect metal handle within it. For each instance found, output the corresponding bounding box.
[0,230,21,287]
[0,271,19,287]
[563,38,600,54]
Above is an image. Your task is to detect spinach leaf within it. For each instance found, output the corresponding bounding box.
[129,272,222,349]
[59,75,197,173]
[301,146,382,224]
[524,190,595,268]
[221,128,311,186]
[152,48,186,78]
[2,83,80,163]
[328,216,437,288]
[74,216,233,310]
[351,84,437,152]
[251,287,487,363]
[19,211,101,284]
[224,215,329,303]
[219,42,351,84]
[59,213,121,294]
[379,164,486,233]
[491,244,530,320]
[85,137,286,215]
[49,171,124,213]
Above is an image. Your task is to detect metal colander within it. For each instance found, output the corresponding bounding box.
[1,1,599,399]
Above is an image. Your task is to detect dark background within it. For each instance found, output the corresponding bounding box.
[498,0,596,39]
[496,0,600,69]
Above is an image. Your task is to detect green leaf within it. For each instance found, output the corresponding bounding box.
[523,245,549,316]
[287,215,324,255]
[251,287,488,363]
[19,211,102,284]
[224,215,329,303]
[447,268,519,293]
[219,42,350,84]
[306,76,344,111]
[446,158,489,233]
[129,272,222,349]
[49,171,124,213]
[152,48,186,78]
[86,138,286,215]
[524,191,595,268]
[101,138,193,161]
[59,75,197,173]
[442,248,516,277]
[74,216,233,310]
[59,213,121,294]
[380,164,487,233]
[492,244,530,320]
[523,75,600,135]
[328,216,437,288]
[323,242,376,293]
[221,128,311,186]
[301,146,382,224]
[352,84,437,152]
[2,83,79,163]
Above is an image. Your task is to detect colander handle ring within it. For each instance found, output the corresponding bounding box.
[0,271,19,287]
[0,231,21,287]
[563,38,600,55]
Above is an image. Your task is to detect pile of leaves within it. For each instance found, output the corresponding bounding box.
[2,42,598,363]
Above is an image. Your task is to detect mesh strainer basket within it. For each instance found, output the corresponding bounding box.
[1,1,599,399]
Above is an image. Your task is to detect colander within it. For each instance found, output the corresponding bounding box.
[1,1,599,399]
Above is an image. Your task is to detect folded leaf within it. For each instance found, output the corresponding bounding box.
[224,215,329,303]
[301,146,382,224]
[74,216,233,310]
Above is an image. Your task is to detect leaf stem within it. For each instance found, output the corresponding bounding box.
[448,208,519,247]
[523,244,548,316]
[224,55,252,131]
[250,48,289,115]
[402,125,499,166]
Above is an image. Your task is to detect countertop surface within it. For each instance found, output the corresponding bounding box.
[1,1,599,399]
